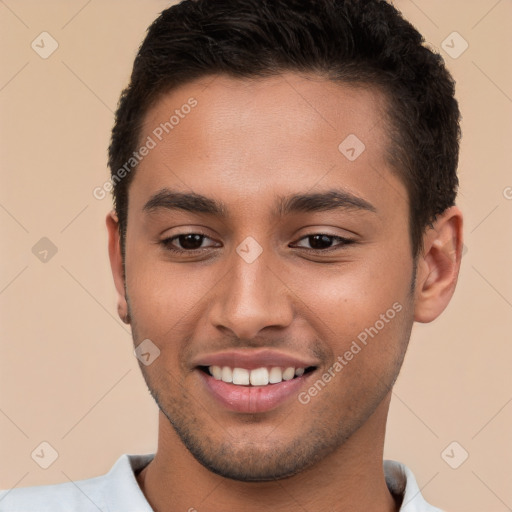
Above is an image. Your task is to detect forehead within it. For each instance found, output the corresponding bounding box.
[142,72,390,156]
[131,72,405,219]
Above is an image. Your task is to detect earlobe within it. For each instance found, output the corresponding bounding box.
[413,206,464,323]
[106,211,130,324]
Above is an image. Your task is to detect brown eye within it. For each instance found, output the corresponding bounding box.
[308,234,336,250]
[161,233,218,253]
[293,234,354,252]
[174,234,205,250]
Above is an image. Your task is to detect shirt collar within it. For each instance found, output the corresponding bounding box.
[384,460,443,511]
[105,454,442,511]
[101,453,155,512]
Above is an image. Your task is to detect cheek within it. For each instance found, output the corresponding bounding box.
[289,253,413,341]
[124,248,207,342]
[293,263,413,412]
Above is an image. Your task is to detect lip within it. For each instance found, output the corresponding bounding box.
[197,368,315,413]
[191,348,319,370]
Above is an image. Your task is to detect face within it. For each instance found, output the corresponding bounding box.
[116,73,417,481]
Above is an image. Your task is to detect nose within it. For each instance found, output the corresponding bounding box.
[208,248,294,341]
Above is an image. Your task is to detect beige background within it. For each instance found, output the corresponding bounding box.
[0,1,511,511]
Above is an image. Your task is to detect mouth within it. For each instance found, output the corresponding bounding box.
[194,353,318,413]
[198,365,317,387]
[192,349,320,413]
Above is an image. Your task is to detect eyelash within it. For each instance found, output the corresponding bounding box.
[160,233,355,255]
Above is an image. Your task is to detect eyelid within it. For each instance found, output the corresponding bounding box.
[161,231,219,252]
[291,233,355,251]
[160,231,355,255]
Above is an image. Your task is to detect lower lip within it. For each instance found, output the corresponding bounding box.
[198,370,312,413]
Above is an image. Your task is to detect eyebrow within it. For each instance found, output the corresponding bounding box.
[143,188,377,217]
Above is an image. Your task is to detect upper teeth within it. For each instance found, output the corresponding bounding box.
[209,366,306,386]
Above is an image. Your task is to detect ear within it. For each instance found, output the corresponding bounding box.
[414,206,463,323]
[106,211,130,324]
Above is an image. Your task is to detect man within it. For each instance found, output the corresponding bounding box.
[0,0,463,510]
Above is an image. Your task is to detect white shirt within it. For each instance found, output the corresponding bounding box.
[0,454,443,511]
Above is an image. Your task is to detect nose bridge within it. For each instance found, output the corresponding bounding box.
[210,242,293,339]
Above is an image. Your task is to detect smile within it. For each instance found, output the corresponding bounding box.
[203,365,315,386]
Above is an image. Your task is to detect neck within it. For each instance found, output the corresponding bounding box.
[137,396,397,512]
